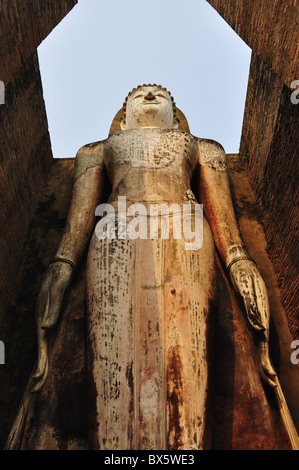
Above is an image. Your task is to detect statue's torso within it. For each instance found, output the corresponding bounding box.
[88,129,215,450]
[103,128,199,208]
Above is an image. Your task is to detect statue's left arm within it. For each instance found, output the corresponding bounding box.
[198,139,276,388]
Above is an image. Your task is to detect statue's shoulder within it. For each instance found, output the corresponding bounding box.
[196,138,227,172]
[76,140,106,158]
[196,137,225,153]
[74,140,106,180]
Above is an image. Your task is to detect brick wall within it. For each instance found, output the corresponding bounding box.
[241,53,299,338]
[0,1,77,325]
[0,0,78,86]
[0,53,52,324]
[207,0,299,339]
[206,0,298,87]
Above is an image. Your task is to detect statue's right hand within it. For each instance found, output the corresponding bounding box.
[32,327,49,393]
[36,262,74,330]
[32,262,73,393]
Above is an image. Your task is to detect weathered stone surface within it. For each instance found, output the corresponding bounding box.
[0,2,297,450]
[0,0,78,86]
[1,155,297,450]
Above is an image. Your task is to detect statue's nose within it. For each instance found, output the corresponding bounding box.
[144,92,156,101]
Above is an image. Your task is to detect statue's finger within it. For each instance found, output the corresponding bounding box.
[244,302,265,332]
[259,364,277,389]
[40,294,61,329]
[252,271,270,334]
[261,352,276,377]
[263,362,277,381]
[41,278,68,329]
[260,341,276,378]
[41,306,61,329]
[240,273,265,332]
[32,328,48,377]
[32,350,47,380]
[31,360,49,394]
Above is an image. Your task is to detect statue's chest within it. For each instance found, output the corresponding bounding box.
[103,129,198,171]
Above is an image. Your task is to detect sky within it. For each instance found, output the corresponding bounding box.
[37,0,251,158]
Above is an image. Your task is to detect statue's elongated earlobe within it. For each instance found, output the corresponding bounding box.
[120,117,127,130]
[172,117,180,129]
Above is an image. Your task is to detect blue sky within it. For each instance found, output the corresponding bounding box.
[37,0,251,158]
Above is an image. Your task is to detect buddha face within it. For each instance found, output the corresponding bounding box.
[121,85,178,130]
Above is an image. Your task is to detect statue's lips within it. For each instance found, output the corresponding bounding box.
[142,101,161,105]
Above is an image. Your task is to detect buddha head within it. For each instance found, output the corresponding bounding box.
[120,84,179,130]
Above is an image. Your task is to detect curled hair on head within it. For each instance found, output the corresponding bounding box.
[122,84,177,120]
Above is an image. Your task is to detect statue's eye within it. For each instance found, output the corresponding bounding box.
[133,94,144,100]
[157,93,168,99]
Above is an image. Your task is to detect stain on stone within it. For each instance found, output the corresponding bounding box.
[125,362,134,446]
[167,346,184,450]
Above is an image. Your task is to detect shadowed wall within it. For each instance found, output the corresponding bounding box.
[0,0,78,326]
[207,0,299,339]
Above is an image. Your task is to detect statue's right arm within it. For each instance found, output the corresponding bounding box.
[52,141,106,276]
[32,142,105,392]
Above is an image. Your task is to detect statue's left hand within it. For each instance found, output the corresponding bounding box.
[229,260,277,388]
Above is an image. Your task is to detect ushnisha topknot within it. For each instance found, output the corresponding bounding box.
[122,84,177,119]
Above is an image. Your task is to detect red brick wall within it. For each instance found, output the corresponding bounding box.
[207,0,299,339]
[0,54,53,324]
[241,53,299,338]
[206,0,299,86]
[0,0,77,86]
[0,2,77,324]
